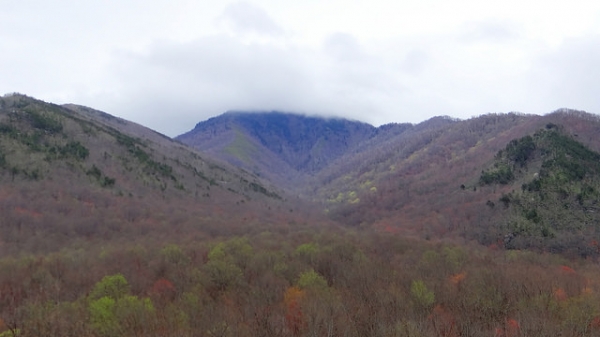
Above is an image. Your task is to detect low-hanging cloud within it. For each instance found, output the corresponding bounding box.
[2,1,600,137]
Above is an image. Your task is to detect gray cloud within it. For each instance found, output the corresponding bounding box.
[2,1,600,137]
[529,34,600,114]
[99,31,414,136]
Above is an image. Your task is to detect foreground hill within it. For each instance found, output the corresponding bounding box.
[0,94,305,255]
[314,110,600,256]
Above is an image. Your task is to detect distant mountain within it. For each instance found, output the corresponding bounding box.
[176,111,380,187]
[0,94,299,254]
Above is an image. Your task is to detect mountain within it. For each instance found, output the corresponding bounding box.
[175,111,379,187]
[179,109,600,256]
[4,93,600,257]
[0,94,304,255]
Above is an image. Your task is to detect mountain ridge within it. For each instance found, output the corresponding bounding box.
[0,94,307,254]
[177,108,600,256]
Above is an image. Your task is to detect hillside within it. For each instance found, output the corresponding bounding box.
[176,111,378,187]
[178,109,600,257]
[312,111,600,254]
[0,94,304,255]
[478,124,600,255]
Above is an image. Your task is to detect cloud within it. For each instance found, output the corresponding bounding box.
[459,20,520,43]
[529,34,600,113]
[2,0,600,137]
[218,2,284,37]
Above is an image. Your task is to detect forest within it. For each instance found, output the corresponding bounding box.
[4,223,600,337]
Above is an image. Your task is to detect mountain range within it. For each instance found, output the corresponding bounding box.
[2,93,600,257]
[176,108,600,256]
[5,92,600,335]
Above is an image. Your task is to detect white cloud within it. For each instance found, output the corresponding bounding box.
[219,1,285,37]
[1,0,600,136]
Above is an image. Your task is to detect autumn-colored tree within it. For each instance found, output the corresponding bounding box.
[283,286,305,335]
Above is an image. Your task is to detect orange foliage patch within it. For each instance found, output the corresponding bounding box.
[449,272,466,285]
[284,287,305,335]
[559,265,576,274]
[553,287,568,301]
[284,286,305,306]
[150,278,176,301]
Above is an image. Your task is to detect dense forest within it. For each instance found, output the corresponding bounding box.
[4,225,600,336]
[2,94,600,336]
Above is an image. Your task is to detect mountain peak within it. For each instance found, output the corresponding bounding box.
[178,111,377,186]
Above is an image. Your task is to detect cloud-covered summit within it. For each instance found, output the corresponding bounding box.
[2,0,600,136]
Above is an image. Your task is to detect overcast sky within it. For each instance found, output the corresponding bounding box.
[2,1,600,136]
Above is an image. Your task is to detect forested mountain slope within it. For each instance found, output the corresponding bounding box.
[177,109,600,256]
[316,110,600,256]
[478,124,600,256]
[0,94,300,255]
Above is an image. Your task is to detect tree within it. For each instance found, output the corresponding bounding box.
[411,280,435,312]
[89,274,129,301]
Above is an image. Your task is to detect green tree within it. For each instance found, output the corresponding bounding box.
[90,274,130,301]
[89,297,119,337]
[410,280,435,310]
[297,270,328,291]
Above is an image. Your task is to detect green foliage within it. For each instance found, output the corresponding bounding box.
[481,127,600,256]
[295,243,319,264]
[160,244,189,266]
[297,269,328,290]
[203,259,243,291]
[25,108,63,133]
[58,141,89,160]
[419,249,440,268]
[224,130,258,162]
[249,181,281,199]
[116,132,176,180]
[89,294,155,337]
[504,135,535,167]
[86,165,116,188]
[114,295,155,333]
[442,246,467,272]
[410,280,435,308]
[89,296,119,337]
[208,237,253,268]
[90,274,130,301]
[479,163,514,185]
[87,165,102,180]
